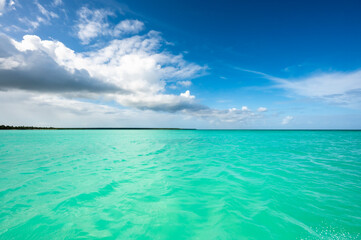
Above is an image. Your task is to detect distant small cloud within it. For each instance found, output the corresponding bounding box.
[18,17,43,30]
[241,106,249,111]
[257,107,267,112]
[177,80,192,87]
[113,19,144,36]
[180,90,195,99]
[168,84,177,89]
[282,115,294,125]
[52,0,62,6]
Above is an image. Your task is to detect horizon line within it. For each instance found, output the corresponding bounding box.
[1,125,361,131]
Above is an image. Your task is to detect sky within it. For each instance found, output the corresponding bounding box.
[0,0,361,129]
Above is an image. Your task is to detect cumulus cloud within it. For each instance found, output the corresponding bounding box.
[282,115,294,125]
[0,32,267,125]
[180,90,195,99]
[275,70,361,108]
[114,91,202,112]
[0,33,206,110]
[0,35,121,93]
[75,7,144,44]
[0,3,269,126]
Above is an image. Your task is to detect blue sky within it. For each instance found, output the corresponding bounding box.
[0,0,361,128]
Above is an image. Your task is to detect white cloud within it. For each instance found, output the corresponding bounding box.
[177,80,192,87]
[282,115,294,125]
[0,0,5,15]
[18,17,42,30]
[113,19,144,36]
[36,2,58,19]
[52,0,62,6]
[0,90,192,128]
[0,33,268,125]
[0,90,265,128]
[257,107,267,112]
[76,7,114,44]
[0,0,16,16]
[275,70,361,108]
[75,7,144,45]
[180,90,195,99]
[238,67,361,109]
[1,3,270,127]
[17,2,58,31]
[1,33,204,111]
[186,107,259,124]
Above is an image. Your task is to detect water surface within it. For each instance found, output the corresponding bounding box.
[0,130,361,239]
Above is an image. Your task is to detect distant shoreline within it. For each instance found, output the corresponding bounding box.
[1,125,360,131]
[0,125,194,130]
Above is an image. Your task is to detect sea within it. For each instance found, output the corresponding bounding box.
[0,130,360,239]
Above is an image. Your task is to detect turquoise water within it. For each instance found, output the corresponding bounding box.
[0,130,361,239]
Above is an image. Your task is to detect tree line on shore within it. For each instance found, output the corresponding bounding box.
[0,125,191,130]
[0,125,55,129]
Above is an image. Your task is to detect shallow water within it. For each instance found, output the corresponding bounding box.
[0,130,361,239]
